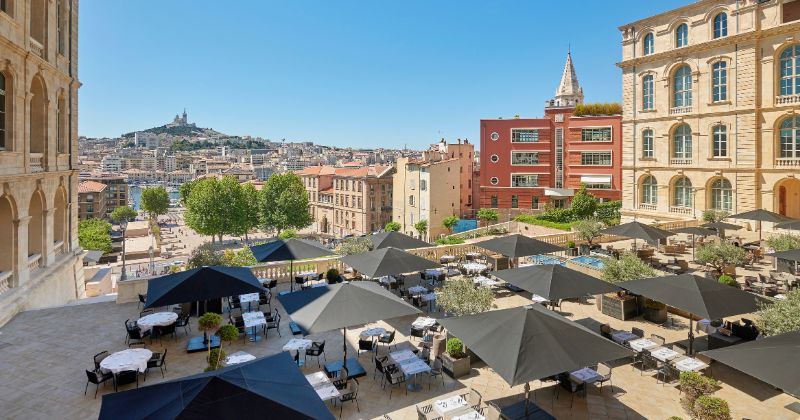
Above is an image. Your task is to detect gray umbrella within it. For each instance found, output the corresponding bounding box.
[278,282,421,366]
[599,221,674,246]
[475,234,565,259]
[729,209,794,242]
[340,247,442,278]
[369,231,432,250]
[701,331,800,398]
[775,219,800,230]
[671,226,717,260]
[250,238,334,291]
[765,249,800,262]
[619,274,771,353]
[438,305,630,415]
[490,264,620,301]
[701,221,742,240]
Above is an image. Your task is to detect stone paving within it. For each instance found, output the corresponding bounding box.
[0,273,796,419]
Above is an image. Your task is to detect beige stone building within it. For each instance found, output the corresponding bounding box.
[618,0,800,222]
[0,0,84,326]
[77,180,106,220]
[297,165,394,237]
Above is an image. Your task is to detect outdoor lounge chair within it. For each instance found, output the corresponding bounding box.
[85,369,113,398]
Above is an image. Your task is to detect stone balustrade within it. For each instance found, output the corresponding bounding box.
[27,254,41,272]
[0,271,12,294]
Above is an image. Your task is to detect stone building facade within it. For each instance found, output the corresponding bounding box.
[618,0,800,222]
[0,0,84,326]
[77,180,106,220]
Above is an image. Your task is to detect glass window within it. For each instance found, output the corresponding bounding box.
[641,176,658,205]
[511,151,539,165]
[580,152,612,166]
[711,178,732,211]
[673,177,692,208]
[532,196,539,209]
[490,195,498,208]
[511,174,538,187]
[673,124,693,159]
[780,45,800,96]
[643,75,654,110]
[642,129,654,158]
[420,180,427,191]
[712,125,727,157]
[712,61,727,102]
[713,13,728,39]
[408,195,414,206]
[581,128,612,142]
[511,129,539,143]
[644,33,654,56]
[490,132,499,141]
[676,23,688,48]
[490,154,499,163]
[673,65,692,107]
[584,182,612,190]
[490,177,499,185]
[0,73,5,150]
[511,195,518,208]
[779,116,800,158]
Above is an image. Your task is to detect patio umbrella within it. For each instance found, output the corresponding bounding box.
[775,219,800,230]
[144,266,265,309]
[671,226,717,260]
[250,238,334,291]
[475,234,565,259]
[438,305,630,415]
[490,264,620,301]
[368,231,432,250]
[278,282,421,372]
[765,248,800,262]
[619,274,771,354]
[340,247,442,278]
[701,221,742,239]
[701,330,800,398]
[99,352,334,420]
[729,209,794,243]
[598,221,674,249]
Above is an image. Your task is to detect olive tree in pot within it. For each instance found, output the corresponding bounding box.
[573,218,605,255]
[198,312,222,365]
[436,278,494,378]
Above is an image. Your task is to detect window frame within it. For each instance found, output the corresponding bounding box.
[643,32,654,56]
[673,124,693,159]
[510,151,540,165]
[673,65,693,108]
[712,124,728,158]
[510,129,540,143]
[641,176,658,205]
[579,151,613,166]
[779,45,800,97]
[0,72,5,151]
[642,129,654,158]
[710,178,733,211]
[712,61,728,102]
[510,173,539,188]
[675,23,689,48]
[779,116,800,159]
[580,127,613,142]
[713,12,728,39]
[642,74,654,110]
[672,177,693,208]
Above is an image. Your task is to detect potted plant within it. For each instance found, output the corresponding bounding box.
[573,218,604,256]
[679,371,719,413]
[326,267,340,284]
[441,338,471,378]
[566,240,578,257]
[206,348,227,372]
[717,274,737,287]
[644,298,668,324]
[198,312,222,361]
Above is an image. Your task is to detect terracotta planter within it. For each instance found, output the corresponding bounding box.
[441,353,471,378]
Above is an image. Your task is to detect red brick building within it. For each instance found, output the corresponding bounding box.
[479,53,622,210]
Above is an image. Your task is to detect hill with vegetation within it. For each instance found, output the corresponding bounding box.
[121,124,224,139]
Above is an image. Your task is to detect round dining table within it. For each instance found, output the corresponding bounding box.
[100,348,153,374]
[137,312,178,332]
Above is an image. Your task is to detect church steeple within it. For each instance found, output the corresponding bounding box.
[546,51,584,108]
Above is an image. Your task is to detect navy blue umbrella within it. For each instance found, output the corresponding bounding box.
[250,238,334,291]
[144,266,265,309]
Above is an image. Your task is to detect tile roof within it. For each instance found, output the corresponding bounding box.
[78,180,108,194]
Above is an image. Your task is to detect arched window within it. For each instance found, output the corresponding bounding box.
[642,129,654,158]
[710,178,732,211]
[643,33,654,56]
[712,61,727,102]
[779,116,800,158]
[0,73,6,150]
[673,177,692,208]
[713,13,728,39]
[712,125,727,157]
[673,65,693,107]
[779,45,800,96]
[643,75,654,110]
[673,124,693,159]
[675,23,689,48]
[641,176,658,205]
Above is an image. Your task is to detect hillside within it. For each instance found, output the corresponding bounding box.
[121,124,224,139]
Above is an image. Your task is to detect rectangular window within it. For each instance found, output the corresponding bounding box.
[531,196,539,209]
[420,180,427,191]
[713,126,728,157]
[511,174,539,187]
[511,129,539,143]
[642,75,654,110]
[712,62,727,102]
[511,195,518,208]
[490,195,498,208]
[642,130,654,158]
[581,128,612,142]
[0,74,5,150]
[511,151,539,165]
[408,195,414,206]
[580,152,612,166]
[583,182,612,189]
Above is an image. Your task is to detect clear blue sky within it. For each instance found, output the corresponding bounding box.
[79,0,687,149]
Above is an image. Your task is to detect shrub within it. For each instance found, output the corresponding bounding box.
[573,102,622,116]
[573,218,605,245]
[766,233,800,252]
[446,338,465,359]
[596,200,622,225]
[442,216,460,234]
[717,275,736,287]
[570,185,597,218]
[692,396,732,420]
[278,229,297,239]
[206,348,227,371]
[601,253,657,283]
[220,248,257,266]
[335,236,373,255]
[537,208,574,223]
[384,221,401,232]
[702,210,729,223]
[695,242,746,277]
[477,208,499,225]
[435,237,465,245]
[566,240,576,248]
[326,268,340,282]
[514,215,572,231]
[187,244,223,268]
[679,371,719,413]
[755,289,800,336]
[217,324,240,343]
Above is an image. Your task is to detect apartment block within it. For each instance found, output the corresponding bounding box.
[77,181,107,220]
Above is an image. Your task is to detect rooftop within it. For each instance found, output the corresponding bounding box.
[77,180,108,194]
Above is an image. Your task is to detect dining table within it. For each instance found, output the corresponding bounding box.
[674,357,709,372]
[434,395,469,417]
[242,311,266,342]
[473,276,500,288]
[225,351,256,365]
[569,367,602,385]
[100,348,153,374]
[649,347,680,362]
[305,371,341,401]
[412,316,437,329]
[239,292,260,311]
[628,338,659,352]
[136,312,178,334]
[408,285,429,295]
[389,349,431,392]
[359,327,386,339]
[610,331,640,345]
[462,263,488,275]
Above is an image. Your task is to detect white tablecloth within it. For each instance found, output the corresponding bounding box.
[296,271,317,280]
[306,371,340,401]
[473,276,500,288]
[377,276,396,284]
[696,319,718,334]
[650,347,680,362]
[242,311,266,329]
[425,268,445,278]
[434,395,468,416]
[390,350,431,375]
[137,312,178,332]
[412,317,437,329]
[100,348,152,374]
[239,293,260,305]
[420,292,437,302]
[360,327,386,338]
[408,286,428,295]
[462,263,488,274]
[611,331,640,345]
[569,367,602,384]
[283,338,313,352]
[452,410,485,420]
[629,338,658,352]
[531,294,549,304]
[674,357,709,372]
[225,351,256,365]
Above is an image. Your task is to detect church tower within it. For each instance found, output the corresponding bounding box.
[545,52,584,108]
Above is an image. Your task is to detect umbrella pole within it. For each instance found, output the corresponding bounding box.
[290,260,294,292]
[688,317,694,355]
[342,327,348,376]
[524,382,530,415]
[692,235,695,262]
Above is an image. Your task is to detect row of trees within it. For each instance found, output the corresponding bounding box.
[182,173,311,243]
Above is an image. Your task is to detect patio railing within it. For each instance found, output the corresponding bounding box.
[0,271,13,294]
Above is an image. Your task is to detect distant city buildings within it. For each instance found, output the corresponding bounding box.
[81,174,129,219]
[78,181,108,221]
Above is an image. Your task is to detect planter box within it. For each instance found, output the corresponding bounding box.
[644,307,668,324]
[441,353,471,378]
[567,248,579,257]
[600,294,637,321]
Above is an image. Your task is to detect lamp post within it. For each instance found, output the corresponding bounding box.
[120,218,128,281]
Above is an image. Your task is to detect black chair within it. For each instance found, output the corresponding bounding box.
[358,338,375,356]
[153,323,177,342]
[631,327,645,338]
[338,380,360,417]
[85,369,112,398]
[427,358,445,389]
[378,330,396,353]
[146,349,168,379]
[137,294,147,309]
[93,351,109,370]
[229,317,247,342]
[305,341,326,367]
[258,291,271,311]
[266,279,278,292]
[295,276,307,290]
[384,369,407,399]
[139,309,154,318]
[332,367,350,390]
[410,326,426,341]
[265,313,281,338]
[114,370,139,392]
[175,314,191,336]
[373,356,390,385]
[125,320,150,347]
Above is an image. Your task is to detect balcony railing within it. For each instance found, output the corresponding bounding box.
[776,94,800,106]
[0,271,12,294]
[669,206,693,215]
[53,240,65,256]
[669,106,692,115]
[27,253,42,272]
[639,203,657,211]
[29,153,44,172]
[670,158,692,165]
[776,158,800,167]
[29,38,44,57]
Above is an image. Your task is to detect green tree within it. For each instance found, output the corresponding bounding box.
[335,236,373,255]
[755,289,800,336]
[766,233,800,252]
[442,215,459,234]
[384,221,401,232]
[184,178,229,243]
[178,181,194,206]
[260,173,312,235]
[572,217,605,246]
[220,248,257,266]
[436,278,494,316]
[695,242,746,277]
[601,253,657,283]
[110,205,137,223]
[78,218,112,253]
[702,209,729,223]
[278,229,297,239]
[238,182,261,242]
[198,312,222,366]
[477,208,499,226]
[187,244,223,268]
[570,185,597,218]
[140,186,170,220]
[414,219,428,239]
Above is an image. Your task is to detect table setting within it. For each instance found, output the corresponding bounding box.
[100,348,153,374]
[242,311,266,342]
[136,312,178,333]
[225,351,256,365]
[628,338,659,352]
[611,331,640,345]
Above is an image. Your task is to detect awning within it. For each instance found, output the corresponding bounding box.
[580,175,611,184]
[543,188,574,197]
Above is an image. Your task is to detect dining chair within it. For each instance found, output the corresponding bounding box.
[378,330,396,353]
[595,362,612,393]
[337,380,360,417]
[631,327,645,338]
[265,313,281,338]
[85,369,113,398]
[93,351,109,370]
[650,334,666,346]
[137,294,147,309]
[113,370,139,392]
[427,358,445,389]
[175,314,191,336]
[305,341,326,367]
[146,349,168,380]
[384,369,407,399]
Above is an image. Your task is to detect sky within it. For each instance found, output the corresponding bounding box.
[79,0,688,149]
